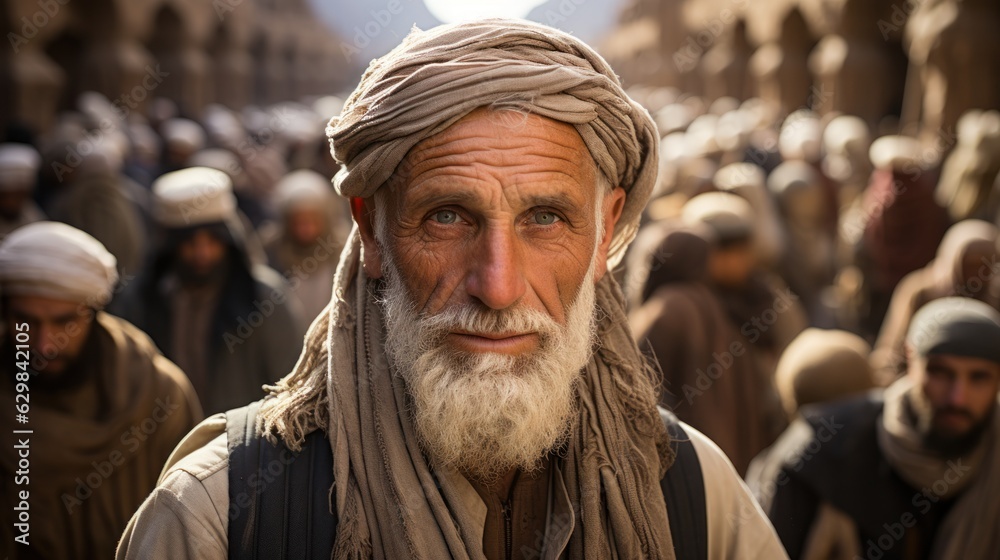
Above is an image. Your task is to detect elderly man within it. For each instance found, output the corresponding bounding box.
[750,297,1000,559]
[117,20,786,560]
[0,222,202,559]
[114,167,305,415]
[0,143,45,239]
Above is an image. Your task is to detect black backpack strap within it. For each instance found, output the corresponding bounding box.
[227,401,337,560]
[659,407,708,560]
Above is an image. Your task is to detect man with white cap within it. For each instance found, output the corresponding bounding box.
[114,167,304,416]
[263,169,350,322]
[118,19,786,560]
[753,297,1000,559]
[0,143,45,240]
[0,221,202,559]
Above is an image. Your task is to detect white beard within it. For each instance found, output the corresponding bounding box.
[380,258,598,483]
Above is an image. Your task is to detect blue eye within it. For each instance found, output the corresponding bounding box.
[533,211,559,225]
[432,210,459,224]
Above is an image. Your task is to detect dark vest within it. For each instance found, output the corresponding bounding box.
[226,401,708,560]
[769,393,957,560]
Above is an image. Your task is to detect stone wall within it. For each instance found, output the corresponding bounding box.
[2,0,348,133]
[601,0,1000,137]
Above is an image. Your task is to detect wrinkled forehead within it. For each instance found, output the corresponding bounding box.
[388,107,601,193]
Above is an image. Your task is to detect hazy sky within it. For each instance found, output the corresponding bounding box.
[424,0,550,22]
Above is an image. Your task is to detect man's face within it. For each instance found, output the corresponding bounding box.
[175,228,228,284]
[5,295,94,376]
[355,109,625,480]
[909,351,1000,456]
[708,240,756,288]
[286,207,326,247]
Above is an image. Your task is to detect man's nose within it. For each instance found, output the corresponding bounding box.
[465,225,527,310]
[947,379,970,408]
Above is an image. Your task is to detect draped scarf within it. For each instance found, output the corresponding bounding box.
[259,229,675,559]
[877,377,1000,558]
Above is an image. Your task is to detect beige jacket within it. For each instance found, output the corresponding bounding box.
[117,415,789,559]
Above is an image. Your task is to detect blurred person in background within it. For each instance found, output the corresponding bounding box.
[630,226,783,475]
[751,298,1000,559]
[682,191,808,399]
[746,328,876,511]
[159,118,205,175]
[262,169,348,323]
[44,134,147,278]
[872,219,999,384]
[768,160,838,326]
[850,135,950,337]
[714,162,785,272]
[114,167,304,415]
[0,222,202,559]
[0,143,44,240]
[934,109,1000,223]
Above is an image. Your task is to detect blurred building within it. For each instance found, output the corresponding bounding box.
[1,0,349,133]
[602,0,1000,138]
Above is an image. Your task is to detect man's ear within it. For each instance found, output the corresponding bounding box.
[594,186,626,282]
[350,196,384,279]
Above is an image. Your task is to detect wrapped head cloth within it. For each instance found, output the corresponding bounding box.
[326,18,660,267]
[0,221,118,307]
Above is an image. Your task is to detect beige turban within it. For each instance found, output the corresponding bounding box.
[0,221,118,306]
[153,167,237,228]
[775,328,875,417]
[326,18,659,266]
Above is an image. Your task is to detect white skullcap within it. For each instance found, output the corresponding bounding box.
[823,115,870,156]
[153,167,237,228]
[869,135,924,170]
[0,144,41,190]
[189,149,243,179]
[957,109,1000,150]
[681,191,754,242]
[161,118,206,152]
[715,110,754,153]
[0,221,118,306]
[685,114,721,158]
[714,162,766,192]
[767,160,820,196]
[779,110,823,162]
[274,170,334,212]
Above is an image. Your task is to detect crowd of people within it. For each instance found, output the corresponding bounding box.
[1,16,998,560]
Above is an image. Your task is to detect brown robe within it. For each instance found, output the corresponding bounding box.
[629,229,789,475]
[872,220,999,382]
[0,312,203,559]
